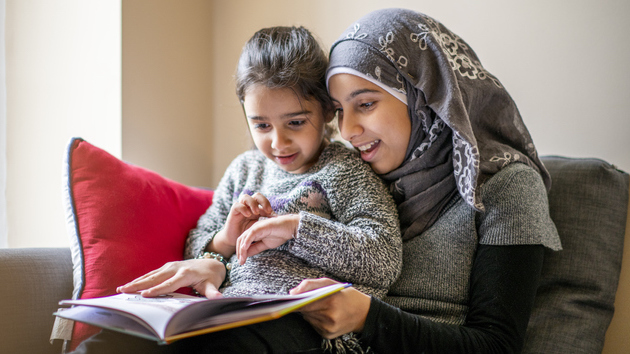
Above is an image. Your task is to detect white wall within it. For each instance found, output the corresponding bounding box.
[210,0,630,186]
[6,0,121,247]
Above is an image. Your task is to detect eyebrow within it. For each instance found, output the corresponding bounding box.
[247,110,312,121]
[332,88,382,103]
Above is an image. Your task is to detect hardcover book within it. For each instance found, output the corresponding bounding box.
[55,283,349,344]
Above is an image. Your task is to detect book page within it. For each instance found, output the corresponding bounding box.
[60,293,205,337]
[55,306,160,341]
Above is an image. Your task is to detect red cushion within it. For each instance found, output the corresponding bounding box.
[63,138,213,350]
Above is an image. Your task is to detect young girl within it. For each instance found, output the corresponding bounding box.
[181,25,402,299]
[88,26,401,354]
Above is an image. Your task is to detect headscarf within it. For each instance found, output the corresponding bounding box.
[327,8,550,239]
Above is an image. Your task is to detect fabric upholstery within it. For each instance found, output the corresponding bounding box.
[0,248,73,354]
[523,156,629,353]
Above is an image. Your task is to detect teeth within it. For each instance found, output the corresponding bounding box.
[357,140,379,152]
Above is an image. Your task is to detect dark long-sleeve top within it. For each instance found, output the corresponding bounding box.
[359,162,561,353]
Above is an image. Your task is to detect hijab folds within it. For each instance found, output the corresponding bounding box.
[327,8,550,239]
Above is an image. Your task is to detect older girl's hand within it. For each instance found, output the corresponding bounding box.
[116,259,226,298]
[290,278,372,339]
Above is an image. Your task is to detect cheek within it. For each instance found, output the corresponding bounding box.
[388,117,411,165]
[250,133,268,151]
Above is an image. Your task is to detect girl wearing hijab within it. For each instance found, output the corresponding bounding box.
[291,8,561,353]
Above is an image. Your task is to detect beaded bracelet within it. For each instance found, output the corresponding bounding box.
[197,251,232,271]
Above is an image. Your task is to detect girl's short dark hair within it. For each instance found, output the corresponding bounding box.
[235,26,334,118]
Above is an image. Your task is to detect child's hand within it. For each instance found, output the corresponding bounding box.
[214,193,275,254]
[236,214,300,265]
[116,259,226,298]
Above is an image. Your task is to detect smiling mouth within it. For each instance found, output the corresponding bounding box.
[357,140,380,153]
[275,153,298,165]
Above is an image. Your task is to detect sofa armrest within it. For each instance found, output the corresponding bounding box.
[0,248,73,354]
[523,157,629,353]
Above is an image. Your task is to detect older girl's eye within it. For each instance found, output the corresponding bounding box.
[360,102,375,109]
[334,108,344,119]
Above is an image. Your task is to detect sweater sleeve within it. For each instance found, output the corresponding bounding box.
[359,244,544,353]
[288,151,402,295]
[184,158,240,259]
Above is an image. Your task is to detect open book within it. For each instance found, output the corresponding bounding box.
[54,283,349,344]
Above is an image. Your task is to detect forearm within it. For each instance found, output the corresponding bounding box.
[359,245,544,353]
[184,200,231,259]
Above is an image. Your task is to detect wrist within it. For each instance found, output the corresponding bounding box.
[283,213,301,238]
[192,257,228,295]
[197,251,232,272]
[351,289,372,334]
[207,230,236,257]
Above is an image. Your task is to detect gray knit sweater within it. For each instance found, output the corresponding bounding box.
[185,142,402,299]
[383,162,562,324]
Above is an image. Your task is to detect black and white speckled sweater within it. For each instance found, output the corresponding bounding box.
[185,142,402,299]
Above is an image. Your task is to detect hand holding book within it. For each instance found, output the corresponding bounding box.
[291,278,372,339]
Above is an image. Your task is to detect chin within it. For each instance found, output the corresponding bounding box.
[371,162,395,175]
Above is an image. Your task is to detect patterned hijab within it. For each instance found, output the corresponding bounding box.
[327,8,550,239]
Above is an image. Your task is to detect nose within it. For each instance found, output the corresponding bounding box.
[338,111,363,142]
[271,129,291,151]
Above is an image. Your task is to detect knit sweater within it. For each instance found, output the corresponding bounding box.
[185,141,402,299]
[360,162,562,353]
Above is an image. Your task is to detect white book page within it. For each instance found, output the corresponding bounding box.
[61,293,204,337]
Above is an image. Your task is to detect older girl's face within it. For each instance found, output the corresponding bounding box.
[328,73,411,174]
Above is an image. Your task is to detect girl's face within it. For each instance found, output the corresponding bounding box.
[328,73,411,174]
[243,85,331,174]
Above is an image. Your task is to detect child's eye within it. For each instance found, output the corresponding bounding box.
[288,120,306,127]
[254,123,270,130]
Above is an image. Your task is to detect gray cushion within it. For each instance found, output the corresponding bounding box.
[523,157,629,353]
[0,248,73,354]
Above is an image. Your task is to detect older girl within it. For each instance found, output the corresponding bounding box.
[292,8,561,353]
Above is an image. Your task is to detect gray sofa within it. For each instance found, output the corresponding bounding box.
[0,156,628,354]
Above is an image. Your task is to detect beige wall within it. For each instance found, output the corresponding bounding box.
[6,0,630,244]
[122,0,214,187]
[207,0,630,187]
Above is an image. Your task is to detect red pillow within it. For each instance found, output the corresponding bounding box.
[62,138,214,350]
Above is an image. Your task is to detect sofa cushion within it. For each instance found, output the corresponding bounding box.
[62,137,214,350]
[523,156,629,353]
